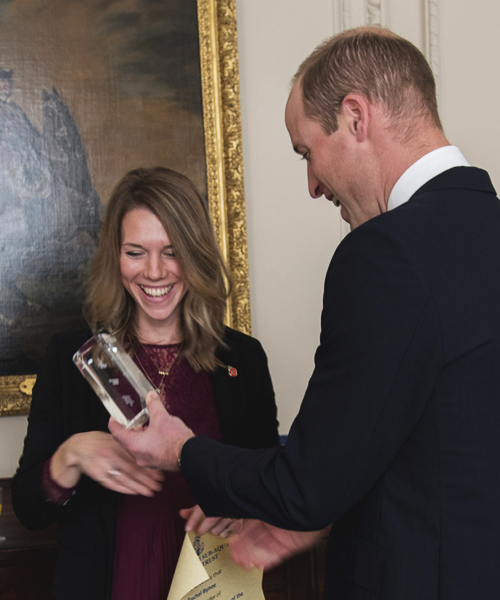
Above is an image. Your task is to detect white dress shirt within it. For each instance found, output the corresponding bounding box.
[387,146,470,211]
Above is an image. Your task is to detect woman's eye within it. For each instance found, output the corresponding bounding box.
[125,251,142,257]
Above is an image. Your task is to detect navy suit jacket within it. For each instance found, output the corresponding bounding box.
[182,167,500,599]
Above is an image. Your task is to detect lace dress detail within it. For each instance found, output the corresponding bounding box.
[111,344,221,600]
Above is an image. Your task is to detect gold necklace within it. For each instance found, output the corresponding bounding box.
[135,346,179,394]
[145,346,179,376]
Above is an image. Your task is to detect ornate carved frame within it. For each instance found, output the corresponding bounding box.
[0,0,249,416]
[198,0,250,334]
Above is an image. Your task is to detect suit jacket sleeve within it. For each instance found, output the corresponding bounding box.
[181,222,442,530]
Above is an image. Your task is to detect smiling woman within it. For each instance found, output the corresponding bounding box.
[120,208,187,343]
[86,167,231,372]
[11,166,280,600]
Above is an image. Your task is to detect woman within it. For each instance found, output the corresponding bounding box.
[12,167,280,600]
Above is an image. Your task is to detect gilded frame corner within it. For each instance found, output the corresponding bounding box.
[0,0,250,417]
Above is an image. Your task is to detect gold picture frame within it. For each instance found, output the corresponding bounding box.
[0,0,249,417]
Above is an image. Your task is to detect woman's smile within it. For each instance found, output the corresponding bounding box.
[140,284,175,299]
[120,208,187,342]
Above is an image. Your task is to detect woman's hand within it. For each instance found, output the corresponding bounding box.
[179,504,238,538]
[50,431,164,496]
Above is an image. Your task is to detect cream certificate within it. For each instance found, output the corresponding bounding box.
[167,532,265,600]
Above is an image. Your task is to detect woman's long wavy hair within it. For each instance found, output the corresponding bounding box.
[84,167,232,372]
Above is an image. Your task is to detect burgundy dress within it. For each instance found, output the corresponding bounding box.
[111,344,222,600]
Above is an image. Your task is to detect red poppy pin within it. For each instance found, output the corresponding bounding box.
[228,366,238,377]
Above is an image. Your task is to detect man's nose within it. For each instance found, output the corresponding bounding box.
[307,164,322,199]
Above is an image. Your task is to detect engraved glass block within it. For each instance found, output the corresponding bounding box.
[73,333,152,429]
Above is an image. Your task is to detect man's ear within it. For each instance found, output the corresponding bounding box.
[341,94,371,141]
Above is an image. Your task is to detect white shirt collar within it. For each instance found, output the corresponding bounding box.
[387,146,470,211]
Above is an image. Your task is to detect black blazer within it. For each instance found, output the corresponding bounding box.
[12,327,279,600]
[182,167,500,599]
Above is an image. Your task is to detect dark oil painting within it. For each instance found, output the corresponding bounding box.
[0,0,206,376]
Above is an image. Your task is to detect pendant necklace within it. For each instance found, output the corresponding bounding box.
[135,345,179,394]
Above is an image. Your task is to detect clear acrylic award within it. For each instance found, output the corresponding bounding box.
[73,333,152,429]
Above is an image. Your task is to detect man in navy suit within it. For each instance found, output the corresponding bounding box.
[111,27,500,599]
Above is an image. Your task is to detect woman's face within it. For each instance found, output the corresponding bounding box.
[119,207,186,342]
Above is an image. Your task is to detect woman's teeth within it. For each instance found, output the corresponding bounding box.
[140,285,173,298]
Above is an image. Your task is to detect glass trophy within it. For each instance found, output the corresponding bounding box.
[73,333,152,429]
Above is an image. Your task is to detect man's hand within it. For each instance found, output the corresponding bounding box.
[228,520,329,571]
[109,391,195,471]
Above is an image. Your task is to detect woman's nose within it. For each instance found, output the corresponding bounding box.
[145,254,165,279]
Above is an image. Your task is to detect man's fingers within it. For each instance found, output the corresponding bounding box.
[110,395,194,471]
[179,506,239,538]
[145,390,164,414]
[212,518,238,538]
[108,417,145,455]
[227,519,244,536]
[197,517,229,536]
[108,417,129,441]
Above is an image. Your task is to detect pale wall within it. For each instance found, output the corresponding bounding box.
[235,0,341,436]
[1,0,500,476]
